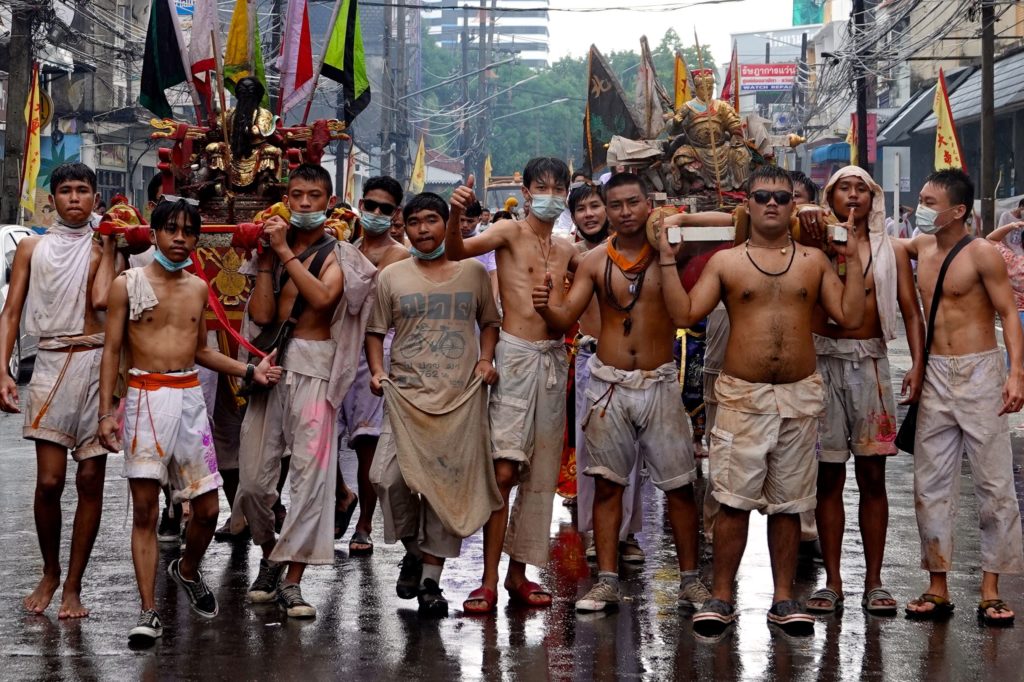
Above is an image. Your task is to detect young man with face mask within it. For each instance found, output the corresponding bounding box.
[338,176,410,556]
[235,163,377,619]
[97,200,281,645]
[445,157,576,612]
[566,183,645,564]
[0,163,119,620]
[901,169,1024,626]
[367,192,502,616]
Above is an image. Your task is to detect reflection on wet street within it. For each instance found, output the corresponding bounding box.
[1,335,1023,679]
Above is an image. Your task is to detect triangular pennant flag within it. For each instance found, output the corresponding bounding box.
[584,45,642,172]
[322,0,371,124]
[933,68,965,171]
[635,36,672,139]
[20,63,41,213]
[280,0,315,116]
[410,136,426,194]
[673,51,693,110]
[139,0,190,118]
[188,0,219,116]
[720,42,740,111]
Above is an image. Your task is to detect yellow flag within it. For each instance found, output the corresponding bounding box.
[484,154,492,190]
[344,142,357,205]
[224,0,252,82]
[673,52,692,110]
[20,64,42,213]
[933,68,965,171]
[410,136,426,194]
[846,115,858,168]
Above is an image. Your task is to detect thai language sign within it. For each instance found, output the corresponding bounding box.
[740,64,798,92]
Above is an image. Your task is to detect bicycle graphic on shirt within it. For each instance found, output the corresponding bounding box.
[398,324,466,360]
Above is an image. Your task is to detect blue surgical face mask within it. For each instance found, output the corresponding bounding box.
[290,210,328,231]
[153,248,192,272]
[409,241,446,260]
[915,204,952,235]
[361,212,393,235]
[530,194,567,222]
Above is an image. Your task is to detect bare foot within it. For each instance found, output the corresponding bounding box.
[58,590,90,619]
[23,575,60,614]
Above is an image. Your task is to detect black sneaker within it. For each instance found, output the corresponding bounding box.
[277,582,316,619]
[157,506,181,544]
[128,609,162,646]
[168,558,219,618]
[248,559,285,603]
[417,579,449,617]
[396,553,423,600]
[214,520,251,543]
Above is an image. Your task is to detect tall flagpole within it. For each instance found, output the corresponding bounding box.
[693,30,724,208]
[301,0,346,125]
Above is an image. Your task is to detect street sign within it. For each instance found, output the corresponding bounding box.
[740,64,797,92]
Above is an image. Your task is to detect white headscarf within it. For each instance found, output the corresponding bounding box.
[823,166,899,342]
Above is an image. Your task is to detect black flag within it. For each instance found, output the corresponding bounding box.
[584,45,642,172]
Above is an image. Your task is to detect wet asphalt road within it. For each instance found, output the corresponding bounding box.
[2,332,1024,680]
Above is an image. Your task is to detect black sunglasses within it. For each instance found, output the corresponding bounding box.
[750,190,793,206]
[362,198,396,216]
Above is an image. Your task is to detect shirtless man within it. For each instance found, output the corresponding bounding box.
[665,165,865,637]
[534,173,709,613]
[97,199,280,645]
[902,168,1024,626]
[445,157,576,612]
[0,163,118,619]
[798,166,925,618]
[566,184,645,564]
[234,163,357,619]
[339,176,409,555]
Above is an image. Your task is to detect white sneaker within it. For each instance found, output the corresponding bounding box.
[576,581,620,613]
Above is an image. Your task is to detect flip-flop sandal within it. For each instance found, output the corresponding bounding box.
[977,599,1015,627]
[506,580,552,608]
[349,531,374,556]
[462,586,498,615]
[767,599,815,636]
[905,593,955,621]
[693,598,736,638]
[862,587,898,616]
[806,588,844,614]
[334,497,358,540]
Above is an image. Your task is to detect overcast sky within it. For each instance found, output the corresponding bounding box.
[547,0,852,66]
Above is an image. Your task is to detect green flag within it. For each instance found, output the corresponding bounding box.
[321,0,371,124]
[139,0,189,118]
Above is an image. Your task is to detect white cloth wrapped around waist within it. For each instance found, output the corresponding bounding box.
[812,334,887,362]
[587,355,677,390]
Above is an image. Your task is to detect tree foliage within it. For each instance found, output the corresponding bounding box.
[416,28,715,176]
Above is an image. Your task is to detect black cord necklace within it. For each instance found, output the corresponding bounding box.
[745,237,796,277]
[604,255,645,336]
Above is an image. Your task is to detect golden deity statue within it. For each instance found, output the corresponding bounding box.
[668,69,752,194]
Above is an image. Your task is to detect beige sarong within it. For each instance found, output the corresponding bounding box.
[379,376,501,538]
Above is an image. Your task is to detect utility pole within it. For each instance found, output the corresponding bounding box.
[459,5,470,165]
[853,0,870,174]
[394,3,407,182]
[2,9,34,224]
[980,0,995,234]
[270,0,284,114]
[381,0,394,176]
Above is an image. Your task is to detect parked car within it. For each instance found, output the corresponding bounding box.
[1,224,39,382]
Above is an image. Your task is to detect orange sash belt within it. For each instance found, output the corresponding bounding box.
[128,373,200,391]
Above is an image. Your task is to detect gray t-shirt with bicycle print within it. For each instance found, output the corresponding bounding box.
[368,258,500,410]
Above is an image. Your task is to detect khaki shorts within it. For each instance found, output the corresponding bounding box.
[123,370,223,502]
[815,335,897,463]
[583,356,695,491]
[23,346,105,460]
[709,372,824,515]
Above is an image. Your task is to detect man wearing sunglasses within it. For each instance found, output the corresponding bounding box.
[666,165,866,637]
[339,176,411,557]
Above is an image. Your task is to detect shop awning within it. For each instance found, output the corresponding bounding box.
[811,142,850,164]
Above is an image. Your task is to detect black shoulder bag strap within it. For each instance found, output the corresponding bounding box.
[895,234,974,453]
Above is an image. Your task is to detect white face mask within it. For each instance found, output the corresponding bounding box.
[915,204,954,235]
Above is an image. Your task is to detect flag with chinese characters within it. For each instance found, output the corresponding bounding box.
[20,63,42,213]
[673,51,692,110]
[410,136,426,194]
[584,45,641,171]
[933,68,965,171]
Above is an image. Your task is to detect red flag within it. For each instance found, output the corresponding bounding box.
[280,0,316,116]
[720,42,740,111]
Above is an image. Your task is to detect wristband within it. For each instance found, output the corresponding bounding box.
[245,363,255,383]
[282,255,298,267]
[257,268,273,274]
[659,261,677,266]
[98,412,115,424]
